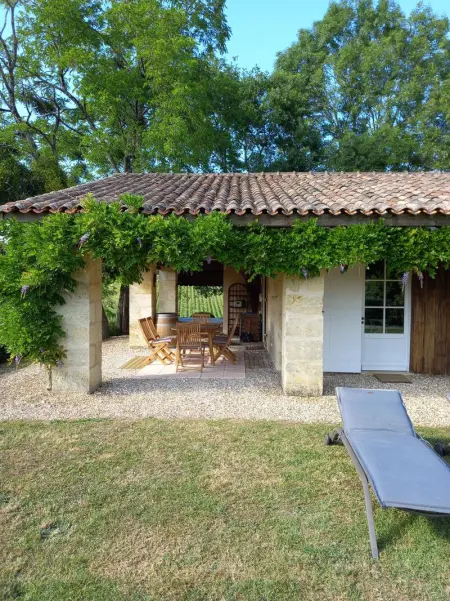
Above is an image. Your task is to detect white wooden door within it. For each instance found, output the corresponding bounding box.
[362,261,411,371]
[323,266,364,372]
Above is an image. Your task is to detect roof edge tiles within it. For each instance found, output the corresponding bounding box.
[1,171,450,217]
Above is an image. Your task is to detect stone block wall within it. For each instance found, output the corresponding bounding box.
[158,268,178,313]
[265,275,283,371]
[281,274,324,396]
[53,256,102,394]
[129,265,157,347]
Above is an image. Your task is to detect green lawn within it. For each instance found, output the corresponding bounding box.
[1,420,450,601]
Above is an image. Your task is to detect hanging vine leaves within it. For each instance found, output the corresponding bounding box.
[1,193,450,370]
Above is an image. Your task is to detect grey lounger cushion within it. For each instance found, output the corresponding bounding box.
[348,431,450,512]
[336,387,450,514]
[336,388,415,435]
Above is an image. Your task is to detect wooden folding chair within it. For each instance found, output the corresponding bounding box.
[212,315,239,364]
[175,322,206,372]
[138,317,175,365]
[192,312,211,323]
[192,312,211,345]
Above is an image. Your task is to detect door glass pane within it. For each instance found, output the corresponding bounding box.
[365,281,384,306]
[385,308,404,334]
[385,282,404,307]
[365,261,384,280]
[365,308,383,333]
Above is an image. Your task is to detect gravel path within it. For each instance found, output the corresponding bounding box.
[1,337,449,425]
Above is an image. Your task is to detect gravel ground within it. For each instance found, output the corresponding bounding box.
[1,336,449,425]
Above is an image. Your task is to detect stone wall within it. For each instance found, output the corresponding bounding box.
[265,275,283,371]
[53,256,102,394]
[281,274,324,396]
[158,268,178,313]
[129,265,157,347]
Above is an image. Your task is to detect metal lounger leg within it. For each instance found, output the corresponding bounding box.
[339,429,379,560]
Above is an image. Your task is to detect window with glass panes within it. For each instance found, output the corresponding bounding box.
[364,262,405,334]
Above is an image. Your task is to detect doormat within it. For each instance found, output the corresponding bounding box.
[373,372,412,383]
[120,356,151,370]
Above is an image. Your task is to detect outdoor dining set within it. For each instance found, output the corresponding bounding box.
[138,313,240,372]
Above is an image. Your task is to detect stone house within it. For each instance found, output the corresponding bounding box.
[1,171,450,395]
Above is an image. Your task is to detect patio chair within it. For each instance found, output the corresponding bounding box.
[175,322,206,372]
[192,312,211,323]
[138,317,175,365]
[212,315,239,364]
[328,387,450,559]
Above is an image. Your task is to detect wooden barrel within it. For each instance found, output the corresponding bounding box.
[155,312,178,338]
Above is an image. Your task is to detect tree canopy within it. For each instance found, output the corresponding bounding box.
[270,0,450,171]
[0,0,449,198]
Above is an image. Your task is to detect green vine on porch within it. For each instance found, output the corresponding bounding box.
[1,193,450,377]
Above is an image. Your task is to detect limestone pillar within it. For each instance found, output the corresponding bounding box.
[265,276,283,371]
[53,256,102,394]
[129,265,157,347]
[158,268,178,313]
[281,273,324,396]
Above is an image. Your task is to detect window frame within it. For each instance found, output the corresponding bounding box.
[364,262,405,335]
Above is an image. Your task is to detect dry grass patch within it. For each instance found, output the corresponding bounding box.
[1,420,450,600]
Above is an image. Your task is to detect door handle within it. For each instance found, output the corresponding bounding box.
[361,316,365,324]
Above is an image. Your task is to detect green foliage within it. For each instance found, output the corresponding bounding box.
[0,214,84,368]
[30,152,68,193]
[1,193,450,370]
[0,345,8,363]
[177,286,224,318]
[2,0,450,177]
[0,129,66,202]
[0,0,240,179]
[102,280,121,334]
[11,0,232,174]
[270,0,450,171]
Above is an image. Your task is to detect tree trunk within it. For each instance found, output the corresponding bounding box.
[116,285,130,335]
[102,305,110,340]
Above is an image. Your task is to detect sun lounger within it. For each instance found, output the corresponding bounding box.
[332,387,450,559]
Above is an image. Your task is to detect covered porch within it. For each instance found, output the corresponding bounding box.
[128,260,262,345]
[54,255,322,395]
[54,256,450,397]
[127,260,262,378]
[130,260,322,395]
[2,171,450,398]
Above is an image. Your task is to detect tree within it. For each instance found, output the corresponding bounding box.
[0,123,68,200]
[0,0,234,332]
[232,68,280,172]
[270,0,450,171]
[4,0,231,174]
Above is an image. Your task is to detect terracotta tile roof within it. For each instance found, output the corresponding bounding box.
[2,171,450,217]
